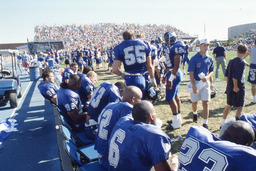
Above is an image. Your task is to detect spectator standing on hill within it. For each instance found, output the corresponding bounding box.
[244,39,256,103]
[213,42,226,79]
[188,39,214,129]
[221,44,248,127]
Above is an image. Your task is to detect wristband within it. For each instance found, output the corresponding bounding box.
[168,74,176,82]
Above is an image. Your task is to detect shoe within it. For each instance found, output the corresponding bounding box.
[193,114,198,123]
[167,120,172,124]
[166,114,182,130]
[203,124,208,129]
[252,99,256,104]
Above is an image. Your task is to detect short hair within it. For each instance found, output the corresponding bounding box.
[132,100,154,123]
[220,120,255,146]
[136,34,145,39]
[42,69,52,81]
[122,86,142,102]
[87,71,97,79]
[83,66,92,74]
[69,74,81,87]
[70,62,78,67]
[237,44,248,54]
[123,31,134,40]
[114,81,127,92]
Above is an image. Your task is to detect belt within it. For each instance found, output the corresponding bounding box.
[124,71,148,76]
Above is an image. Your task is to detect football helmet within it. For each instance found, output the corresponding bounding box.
[144,87,161,104]
[155,36,162,44]
[164,31,177,45]
[211,86,218,99]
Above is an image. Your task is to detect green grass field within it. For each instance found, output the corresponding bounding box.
[64,50,255,155]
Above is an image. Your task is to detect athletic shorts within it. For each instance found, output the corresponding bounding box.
[226,89,245,107]
[22,61,29,68]
[166,69,183,101]
[190,80,210,102]
[248,64,256,84]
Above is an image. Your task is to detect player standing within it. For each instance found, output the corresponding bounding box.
[112,30,155,94]
[162,31,186,130]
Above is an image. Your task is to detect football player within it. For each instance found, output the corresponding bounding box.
[38,69,59,105]
[179,121,256,170]
[162,31,186,130]
[182,41,190,75]
[62,62,78,83]
[57,74,88,132]
[87,81,126,123]
[112,30,156,95]
[95,86,142,169]
[108,100,178,171]
[77,70,97,111]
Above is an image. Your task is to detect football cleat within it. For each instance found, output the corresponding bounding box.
[193,114,198,123]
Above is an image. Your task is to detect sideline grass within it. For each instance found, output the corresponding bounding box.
[62,50,255,155]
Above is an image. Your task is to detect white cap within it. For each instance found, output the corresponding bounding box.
[200,39,210,45]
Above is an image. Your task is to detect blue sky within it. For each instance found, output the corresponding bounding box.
[0,0,256,43]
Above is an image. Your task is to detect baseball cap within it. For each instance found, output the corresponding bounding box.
[216,42,220,46]
[200,39,210,45]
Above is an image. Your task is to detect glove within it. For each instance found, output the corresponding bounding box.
[149,78,156,87]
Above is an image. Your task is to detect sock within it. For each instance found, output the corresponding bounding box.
[221,119,226,126]
[173,114,178,120]
[203,119,208,124]
[193,111,197,115]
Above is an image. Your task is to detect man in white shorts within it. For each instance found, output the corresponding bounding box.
[188,39,214,129]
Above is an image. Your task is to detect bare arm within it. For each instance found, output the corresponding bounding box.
[243,50,250,59]
[112,60,122,76]
[233,78,239,93]
[50,95,57,105]
[67,109,87,123]
[146,56,154,78]
[171,55,182,76]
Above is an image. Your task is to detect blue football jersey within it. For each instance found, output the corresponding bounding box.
[108,116,171,171]
[77,73,95,106]
[188,52,214,80]
[164,41,186,69]
[95,102,133,156]
[57,87,84,131]
[113,39,151,74]
[87,82,121,122]
[151,45,157,60]
[38,82,59,101]
[240,113,256,136]
[179,126,256,171]
[62,68,75,83]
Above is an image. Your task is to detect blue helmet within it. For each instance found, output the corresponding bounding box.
[155,36,162,44]
[164,31,177,45]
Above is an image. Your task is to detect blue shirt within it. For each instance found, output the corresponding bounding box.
[213,46,226,57]
[188,52,214,80]
[62,68,74,83]
[240,113,256,136]
[77,73,95,106]
[114,39,151,74]
[225,57,245,93]
[179,126,256,171]
[57,87,84,131]
[108,116,171,171]
[95,102,133,156]
[38,82,58,102]
[87,82,121,122]
[164,41,186,69]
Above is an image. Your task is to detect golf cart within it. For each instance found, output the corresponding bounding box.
[0,50,22,108]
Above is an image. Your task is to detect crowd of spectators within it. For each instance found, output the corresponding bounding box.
[34,23,189,51]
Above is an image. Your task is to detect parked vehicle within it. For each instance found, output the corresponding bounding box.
[0,50,22,108]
